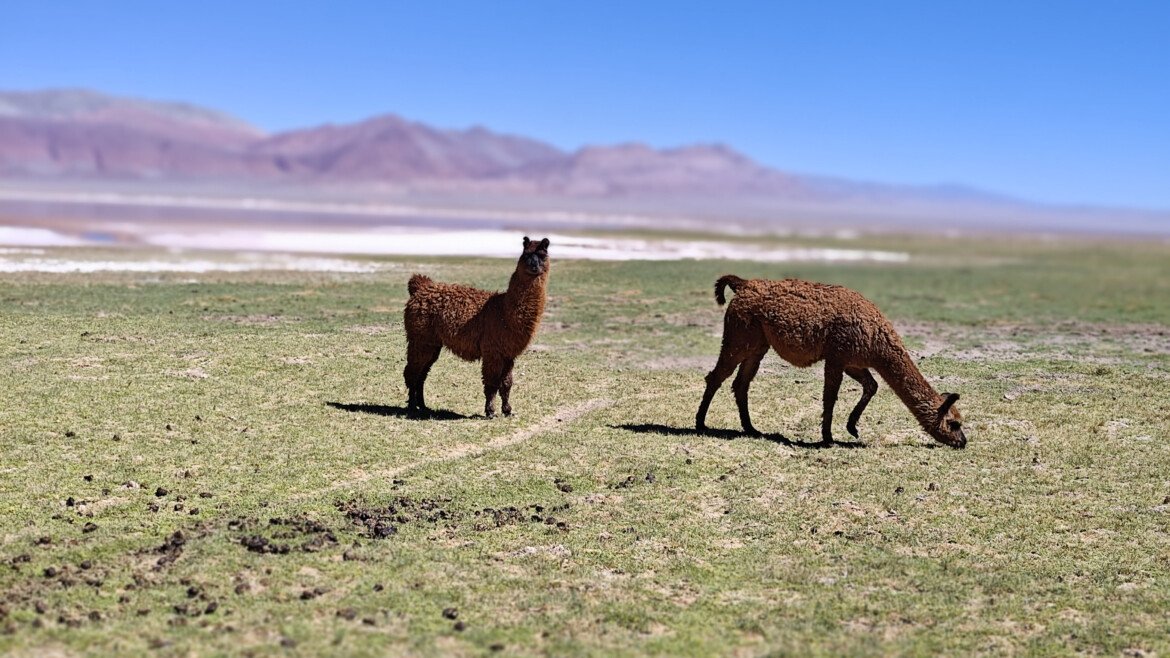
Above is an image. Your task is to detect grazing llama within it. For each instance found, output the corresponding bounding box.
[403,237,550,418]
[695,275,967,448]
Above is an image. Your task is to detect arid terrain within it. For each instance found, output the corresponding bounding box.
[1,232,1168,655]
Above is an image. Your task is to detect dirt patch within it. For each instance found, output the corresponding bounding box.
[333,496,570,537]
[167,367,209,380]
[896,320,1170,362]
[334,497,455,539]
[233,516,339,555]
[203,314,299,327]
[345,325,393,335]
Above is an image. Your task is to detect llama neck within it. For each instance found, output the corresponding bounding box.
[875,348,942,432]
[504,269,547,334]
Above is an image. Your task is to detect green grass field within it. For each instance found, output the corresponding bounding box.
[1,234,1169,656]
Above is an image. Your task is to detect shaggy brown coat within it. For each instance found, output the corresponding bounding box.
[403,237,550,418]
[695,275,967,448]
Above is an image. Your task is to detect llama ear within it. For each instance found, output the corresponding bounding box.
[539,238,550,249]
[523,236,531,247]
[938,393,960,417]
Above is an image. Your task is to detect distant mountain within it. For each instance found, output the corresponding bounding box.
[249,114,565,179]
[3,87,1159,233]
[0,89,819,197]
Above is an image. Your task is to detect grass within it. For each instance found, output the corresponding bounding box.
[1,234,1169,656]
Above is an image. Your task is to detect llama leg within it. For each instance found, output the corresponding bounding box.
[696,350,742,432]
[732,346,768,436]
[482,356,504,419]
[821,361,844,443]
[844,367,878,438]
[404,342,441,415]
[415,345,441,414]
[498,358,516,417]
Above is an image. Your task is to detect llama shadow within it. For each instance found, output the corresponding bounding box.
[613,423,865,449]
[325,402,470,421]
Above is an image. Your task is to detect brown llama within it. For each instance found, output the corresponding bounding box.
[403,237,550,418]
[695,275,967,448]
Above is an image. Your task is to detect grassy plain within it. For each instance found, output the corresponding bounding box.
[1,233,1169,656]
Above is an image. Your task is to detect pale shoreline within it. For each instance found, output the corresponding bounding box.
[0,225,908,272]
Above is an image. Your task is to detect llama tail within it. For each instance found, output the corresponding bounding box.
[407,274,433,297]
[714,275,746,306]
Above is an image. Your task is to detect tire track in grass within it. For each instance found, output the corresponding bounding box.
[302,397,613,498]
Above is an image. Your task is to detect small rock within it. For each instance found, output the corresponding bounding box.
[442,607,458,620]
[155,487,169,497]
[454,620,467,632]
[83,474,93,482]
[80,560,92,570]
[82,522,98,533]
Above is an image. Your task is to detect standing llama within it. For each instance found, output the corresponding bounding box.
[403,237,550,418]
[695,275,967,448]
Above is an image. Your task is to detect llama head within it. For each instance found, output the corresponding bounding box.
[519,236,551,277]
[929,392,967,448]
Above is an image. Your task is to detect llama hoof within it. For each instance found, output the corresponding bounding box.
[846,424,859,439]
[695,422,708,434]
[502,409,513,417]
[485,409,496,419]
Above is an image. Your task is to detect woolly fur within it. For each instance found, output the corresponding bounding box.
[403,237,550,418]
[697,276,967,447]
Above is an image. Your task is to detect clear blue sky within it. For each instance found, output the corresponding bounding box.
[2,1,1168,208]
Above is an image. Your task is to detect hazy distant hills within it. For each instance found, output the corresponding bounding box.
[1,89,1166,235]
[0,89,851,199]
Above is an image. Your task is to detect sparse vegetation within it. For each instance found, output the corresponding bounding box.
[1,234,1168,656]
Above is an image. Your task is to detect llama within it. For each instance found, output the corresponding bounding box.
[695,275,967,448]
[403,237,550,418]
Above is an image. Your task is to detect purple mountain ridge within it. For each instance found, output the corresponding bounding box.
[2,88,1167,236]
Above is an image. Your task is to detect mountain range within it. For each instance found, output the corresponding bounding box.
[0,89,786,194]
[1,88,1166,235]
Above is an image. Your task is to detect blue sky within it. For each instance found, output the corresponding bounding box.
[2,1,1168,208]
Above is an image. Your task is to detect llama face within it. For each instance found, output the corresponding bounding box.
[929,393,967,448]
[519,236,551,276]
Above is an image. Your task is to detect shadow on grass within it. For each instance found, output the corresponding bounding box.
[326,402,470,421]
[613,423,865,449]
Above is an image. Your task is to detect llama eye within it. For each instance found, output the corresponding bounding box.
[948,420,962,431]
